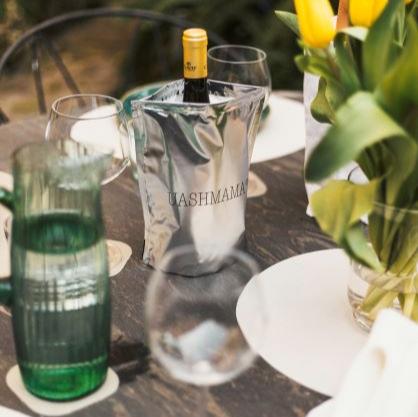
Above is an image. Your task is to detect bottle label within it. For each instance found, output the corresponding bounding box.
[183,46,207,79]
[168,179,248,207]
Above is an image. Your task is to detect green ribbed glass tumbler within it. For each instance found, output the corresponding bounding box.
[0,139,111,400]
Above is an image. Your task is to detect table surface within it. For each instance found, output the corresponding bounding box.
[0,96,334,417]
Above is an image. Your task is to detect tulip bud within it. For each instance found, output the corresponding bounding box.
[349,0,388,27]
[294,0,336,48]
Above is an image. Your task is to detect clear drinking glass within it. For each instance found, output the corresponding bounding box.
[208,45,272,106]
[45,94,131,184]
[146,245,265,415]
[45,94,132,270]
[0,139,111,400]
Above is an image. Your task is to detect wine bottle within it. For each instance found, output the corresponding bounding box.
[182,28,210,103]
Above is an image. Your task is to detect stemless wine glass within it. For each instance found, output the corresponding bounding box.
[46,94,132,270]
[45,94,131,184]
[146,245,266,416]
[208,45,272,106]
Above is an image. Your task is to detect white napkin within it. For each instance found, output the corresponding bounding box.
[312,309,418,417]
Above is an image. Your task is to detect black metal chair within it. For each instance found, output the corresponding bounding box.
[0,8,226,123]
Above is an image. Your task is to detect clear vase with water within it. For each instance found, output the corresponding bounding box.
[348,203,418,331]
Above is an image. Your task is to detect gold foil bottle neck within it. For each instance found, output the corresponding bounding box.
[182,28,208,79]
[182,28,208,46]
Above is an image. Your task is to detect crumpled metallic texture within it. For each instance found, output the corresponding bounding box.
[132,79,264,274]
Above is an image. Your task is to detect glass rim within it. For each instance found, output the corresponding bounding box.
[50,93,124,121]
[208,44,267,65]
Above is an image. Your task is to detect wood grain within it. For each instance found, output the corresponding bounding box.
[0,97,333,417]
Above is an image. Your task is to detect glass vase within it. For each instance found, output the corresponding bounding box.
[348,203,418,331]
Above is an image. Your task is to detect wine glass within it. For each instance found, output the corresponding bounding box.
[208,46,271,198]
[45,94,131,184]
[45,94,132,271]
[208,45,272,107]
[146,245,266,416]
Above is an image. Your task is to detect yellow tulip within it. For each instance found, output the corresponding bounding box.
[349,0,387,27]
[350,0,413,27]
[294,0,336,48]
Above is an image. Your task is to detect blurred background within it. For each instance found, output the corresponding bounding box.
[0,0,339,121]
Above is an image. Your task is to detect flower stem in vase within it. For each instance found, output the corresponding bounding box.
[361,285,398,320]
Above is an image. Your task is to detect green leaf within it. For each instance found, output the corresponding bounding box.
[310,78,335,123]
[295,54,345,104]
[334,34,362,94]
[363,0,404,90]
[312,180,377,240]
[325,78,347,113]
[406,0,418,18]
[275,11,299,36]
[383,138,418,206]
[295,54,335,80]
[396,1,407,44]
[378,17,418,123]
[340,26,369,42]
[342,224,383,271]
[306,92,409,182]
[311,180,383,270]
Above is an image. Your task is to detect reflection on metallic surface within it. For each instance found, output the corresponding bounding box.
[132,80,265,273]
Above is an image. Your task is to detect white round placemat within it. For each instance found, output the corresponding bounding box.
[6,366,119,416]
[237,249,368,397]
[0,405,30,417]
[247,171,267,199]
[251,95,305,164]
[107,239,132,277]
[307,400,335,417]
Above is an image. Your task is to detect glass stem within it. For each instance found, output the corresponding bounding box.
[196,386,210,417]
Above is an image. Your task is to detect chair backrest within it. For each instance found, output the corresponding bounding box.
[0,8,226,123]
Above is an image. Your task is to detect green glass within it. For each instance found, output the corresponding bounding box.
[0,139,111,401]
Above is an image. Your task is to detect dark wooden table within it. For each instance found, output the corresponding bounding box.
[0,104,334,417]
